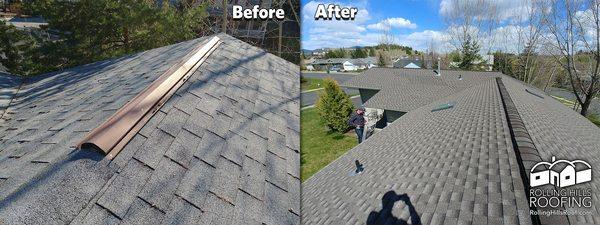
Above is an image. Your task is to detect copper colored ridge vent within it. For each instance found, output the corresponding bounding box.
[78,36,221,159]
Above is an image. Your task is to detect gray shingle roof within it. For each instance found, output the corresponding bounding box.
[0,72,21,117]
[303,71,600,224]
[311,57,376,66]
[343,68,501,112]
[501,77,600,225]
[0,34,300,225]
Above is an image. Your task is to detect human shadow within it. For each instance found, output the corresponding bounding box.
[366,191,421,225]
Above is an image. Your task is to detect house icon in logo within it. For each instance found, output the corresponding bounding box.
[530,156,592,188]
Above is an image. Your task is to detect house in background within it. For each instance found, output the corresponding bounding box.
[393,58,422,69]
[309,57,377,71]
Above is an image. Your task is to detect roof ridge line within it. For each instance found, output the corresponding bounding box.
[496,77,570,225]
[77,36,222,159]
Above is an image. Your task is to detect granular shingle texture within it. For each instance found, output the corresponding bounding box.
[303,79,531,225]
[0,72,21,118]
[343,68,500,112]
[0,34,300,225]
[304,69,600,225]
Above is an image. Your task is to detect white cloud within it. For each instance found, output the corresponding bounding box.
[367,17,417,30]
[302,1,375,49]
[439,0,532,22]
[397,30,451,51]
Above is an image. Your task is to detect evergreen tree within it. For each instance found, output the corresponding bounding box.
[3,0,209,75]
[369,48,376,57]
[459,35,481,70]
[316,78,354,133]
[0,20,38,75]
[351,48,367,58]
[377,52,388,67]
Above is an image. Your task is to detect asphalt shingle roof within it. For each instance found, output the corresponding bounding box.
[343,68,500,112]
[0,34,300,224]
[502,77,600,224]
[304,69,600,224]
[0,72,21,117]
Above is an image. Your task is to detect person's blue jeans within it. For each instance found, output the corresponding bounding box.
[355,127,364,143]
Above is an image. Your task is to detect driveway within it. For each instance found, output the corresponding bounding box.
[301,72,362,108]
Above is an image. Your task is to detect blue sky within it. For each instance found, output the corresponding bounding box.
[301,0,447,50]
[301,0,528,51]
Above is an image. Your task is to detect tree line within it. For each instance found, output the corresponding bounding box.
[1,0,209,76]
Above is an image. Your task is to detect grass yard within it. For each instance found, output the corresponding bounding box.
[551,95,577,108]
[552,95,600,128]
[301,77,324,91]
[587,114,600,127]
[300,108,358,182]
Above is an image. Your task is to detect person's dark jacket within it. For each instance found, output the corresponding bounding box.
[348,113,365,128]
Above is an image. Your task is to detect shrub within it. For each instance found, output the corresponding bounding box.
[315,78,354,132]
[300,76,307,84]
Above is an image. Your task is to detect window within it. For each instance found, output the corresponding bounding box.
[566,175,570,180]
[535,175,540,180]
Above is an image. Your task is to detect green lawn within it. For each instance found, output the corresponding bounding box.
[300,108,358,181]
[551,95,577,108]
[587,114,600,127]
[301,77,324,91]
[552,95,600,128]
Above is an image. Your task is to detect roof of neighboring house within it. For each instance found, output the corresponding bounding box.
[311,58,352,65]
[303,69,600,224]
[393,58,423,68]
[343,68,500,112]
[403,62,421,69]
[353,57,377,66]
[311,57,377,66]
[0,34,300,224]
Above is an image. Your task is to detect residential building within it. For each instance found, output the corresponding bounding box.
[309,57,377,71]
[393,58,422,69]
[304,67,600,225]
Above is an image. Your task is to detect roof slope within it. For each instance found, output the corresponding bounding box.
[0,34,300,224]
[303,79,531,225]
[502,77,600,224]
[0,72,21,117]
[343,68,500,112]
[304,74,600,224]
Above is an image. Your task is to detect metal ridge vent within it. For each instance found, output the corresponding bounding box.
[78,36,221,159]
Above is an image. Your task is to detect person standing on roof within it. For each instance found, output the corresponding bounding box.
[348,107,366,143]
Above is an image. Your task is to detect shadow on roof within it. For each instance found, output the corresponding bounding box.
[366,191,422,225]
[0,39,300,223]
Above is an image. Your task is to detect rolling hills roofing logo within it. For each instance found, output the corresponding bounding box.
[530,156,592,188]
